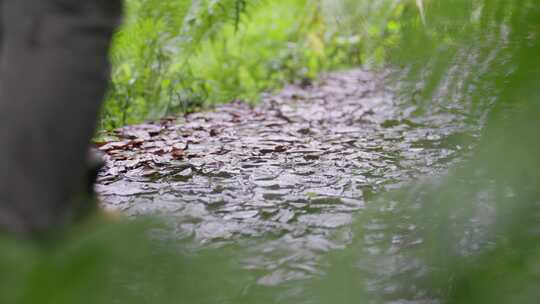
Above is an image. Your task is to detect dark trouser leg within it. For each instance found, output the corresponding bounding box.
[0,0,122,236]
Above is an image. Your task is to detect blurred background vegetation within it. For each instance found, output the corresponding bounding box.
[2,0,540,303]
[100,0,403,128]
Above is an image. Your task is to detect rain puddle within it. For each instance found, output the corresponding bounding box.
[95,69,480,287]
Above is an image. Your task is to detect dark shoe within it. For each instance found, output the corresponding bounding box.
[71,148,105,222]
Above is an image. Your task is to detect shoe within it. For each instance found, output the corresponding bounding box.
[71,148,105,222]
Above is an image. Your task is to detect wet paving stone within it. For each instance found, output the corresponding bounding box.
[95,69,480,285]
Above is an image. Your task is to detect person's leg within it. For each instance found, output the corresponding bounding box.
[0,0,122,236]
[0,0,3,58]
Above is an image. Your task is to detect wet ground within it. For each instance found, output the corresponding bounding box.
[95,69,478,287]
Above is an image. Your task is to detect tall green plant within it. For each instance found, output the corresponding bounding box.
[103,0,262,129]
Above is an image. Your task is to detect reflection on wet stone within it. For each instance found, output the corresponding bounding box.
[96,69,479,286]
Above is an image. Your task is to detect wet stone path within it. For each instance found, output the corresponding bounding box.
[95,69,477,285]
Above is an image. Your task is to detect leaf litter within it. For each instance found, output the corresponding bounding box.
[95,69,481,285]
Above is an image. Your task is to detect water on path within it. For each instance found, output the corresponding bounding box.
[95,69,479,288]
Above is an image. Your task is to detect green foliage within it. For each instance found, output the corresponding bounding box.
[0,218,253,304]
[103,0,289,128]
[103,0,254,128]
[296,1,540,303]
[100,0,390,129]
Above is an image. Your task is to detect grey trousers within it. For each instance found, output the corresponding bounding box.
[0,1,122,235]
